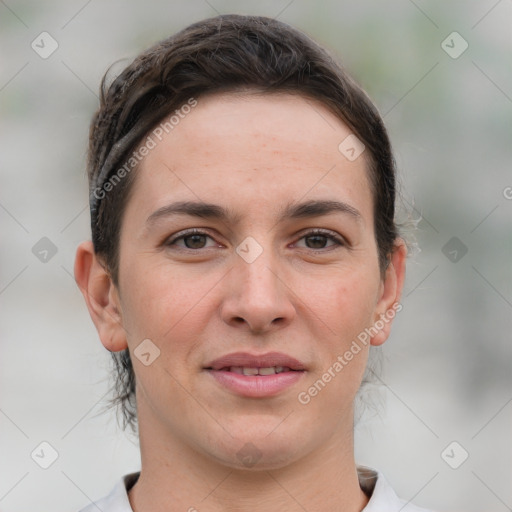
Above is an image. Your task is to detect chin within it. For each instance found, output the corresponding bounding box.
[203,428,308,472]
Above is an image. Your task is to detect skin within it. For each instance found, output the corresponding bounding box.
[75,91,407,512]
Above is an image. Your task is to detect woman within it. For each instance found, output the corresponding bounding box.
[74,14,432,511]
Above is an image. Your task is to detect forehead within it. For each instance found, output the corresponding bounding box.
[162,91,353,164]
[130,91,373,222]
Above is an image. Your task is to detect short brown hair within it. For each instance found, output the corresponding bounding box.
[87,14,399,431]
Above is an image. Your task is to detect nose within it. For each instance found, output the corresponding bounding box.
[220,245,296,334]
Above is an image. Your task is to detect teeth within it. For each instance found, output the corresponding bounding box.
[228,366,289,375]
[258,367,276,375]
[242,367,259,376]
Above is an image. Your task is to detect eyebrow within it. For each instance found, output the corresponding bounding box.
[145,199,362,227]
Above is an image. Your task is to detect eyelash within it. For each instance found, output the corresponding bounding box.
[164,228,346,252]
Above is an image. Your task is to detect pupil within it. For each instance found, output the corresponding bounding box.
[185,235,206,249]
[306,235,327,249]
[183,234,328,249]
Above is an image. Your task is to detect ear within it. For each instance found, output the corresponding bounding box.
[74,240,128,352]
[370,239,407,346]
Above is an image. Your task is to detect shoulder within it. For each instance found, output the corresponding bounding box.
[78,473,139,512]
[358,466,436,512]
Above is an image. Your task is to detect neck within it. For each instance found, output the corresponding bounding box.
[128,408,369,512]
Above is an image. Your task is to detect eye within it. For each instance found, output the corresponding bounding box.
[164,228,345,252]
[294,229,345,250]
[165,229,219,250]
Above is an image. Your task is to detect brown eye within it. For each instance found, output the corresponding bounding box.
[165,230,218,250]
[183,234,208,249]
[304,234,330,249]
[295,230,344,251]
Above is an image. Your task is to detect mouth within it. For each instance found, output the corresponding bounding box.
[204,351,306,372]
[204,352,306,398]
[212,366,297,376]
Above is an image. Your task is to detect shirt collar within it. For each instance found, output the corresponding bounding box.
[79,466,432,512]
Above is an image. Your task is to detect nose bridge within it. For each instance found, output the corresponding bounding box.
[236,236,282,301]
[221,236,294,331]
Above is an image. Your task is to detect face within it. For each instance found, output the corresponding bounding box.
[101,92,404,469]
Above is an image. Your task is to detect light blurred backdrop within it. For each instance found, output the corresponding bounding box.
[1,1,511,511]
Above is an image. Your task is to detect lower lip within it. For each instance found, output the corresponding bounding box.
[206,370,305,398]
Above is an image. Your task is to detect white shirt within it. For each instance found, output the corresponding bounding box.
[79,466,434,512]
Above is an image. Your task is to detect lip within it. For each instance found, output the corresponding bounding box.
[204,351,306,398]
[205,351,306,371]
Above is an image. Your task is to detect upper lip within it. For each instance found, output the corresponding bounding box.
[205,352,306,371]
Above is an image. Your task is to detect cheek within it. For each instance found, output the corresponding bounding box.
[301,275,378,405]
[119,265,207,402]
[119,258,217,351]
[300,269,380,340]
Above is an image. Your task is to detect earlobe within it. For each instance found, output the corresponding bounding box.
[370,239,407,347]
[74,241,128,352]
